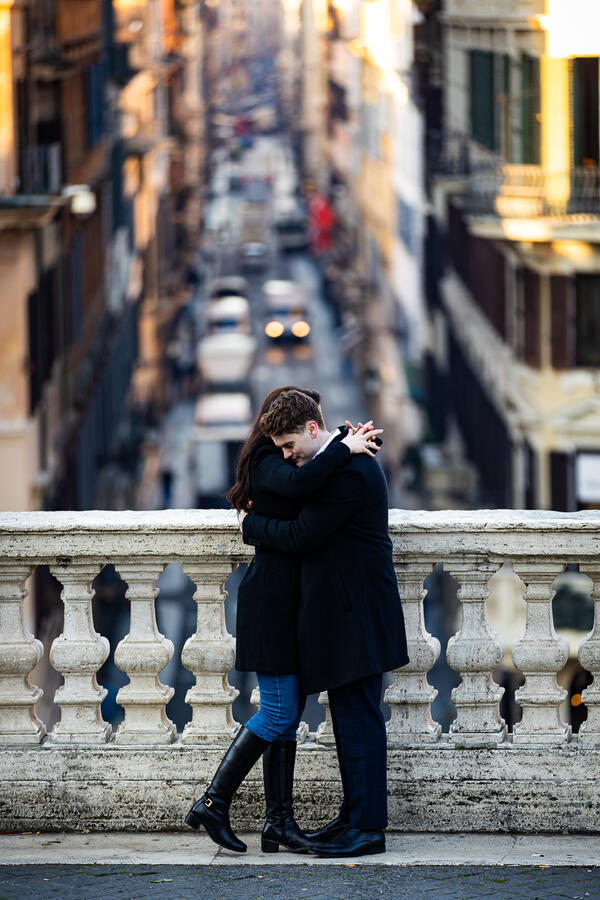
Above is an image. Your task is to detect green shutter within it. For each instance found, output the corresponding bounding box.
[521,53,541,164]
[470,50,495,150]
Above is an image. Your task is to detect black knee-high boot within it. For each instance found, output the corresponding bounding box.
[261,740,315,853]
[186,726,269,852]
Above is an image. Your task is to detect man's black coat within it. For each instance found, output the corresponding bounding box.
[242,430,409,694]
[235,435,352,674]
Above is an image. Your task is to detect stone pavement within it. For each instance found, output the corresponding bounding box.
[1,863,599,899]
[1,833,600,899]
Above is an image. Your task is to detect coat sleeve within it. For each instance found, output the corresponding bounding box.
[252,440,350,499]
[242,467,363,554]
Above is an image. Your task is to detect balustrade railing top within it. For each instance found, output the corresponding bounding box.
[1,508,600,748]
[2,509,600,833]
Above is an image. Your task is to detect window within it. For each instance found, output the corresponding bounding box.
[576,274,600,366]
[470,50,495,150]
[86,59,107,148]
[571,57,599,166]
[551,276,574,368]
[520,54,541,164]
[397,196,415,254]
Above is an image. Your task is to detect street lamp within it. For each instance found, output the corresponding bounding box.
[62,185,97,216]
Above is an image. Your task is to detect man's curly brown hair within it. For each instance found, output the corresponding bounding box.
[259,389,325,437]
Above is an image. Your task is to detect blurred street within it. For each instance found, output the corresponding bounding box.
[131,132,410,731]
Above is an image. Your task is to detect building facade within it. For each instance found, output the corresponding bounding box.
[426,0,600,509]
[0,0,205,511]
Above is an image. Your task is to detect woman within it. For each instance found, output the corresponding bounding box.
[185,385,380,853]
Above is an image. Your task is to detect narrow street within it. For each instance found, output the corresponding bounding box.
[128,133,389,733]
[137,134,375,515]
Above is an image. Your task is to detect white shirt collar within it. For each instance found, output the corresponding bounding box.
[314,429,338,457]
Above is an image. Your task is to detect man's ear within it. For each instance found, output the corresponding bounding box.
[307,420,318,438]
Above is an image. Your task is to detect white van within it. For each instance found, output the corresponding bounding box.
[197,332,256,387]
[206,295,251,335]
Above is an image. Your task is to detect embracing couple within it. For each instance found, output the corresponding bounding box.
[185,386,409,858]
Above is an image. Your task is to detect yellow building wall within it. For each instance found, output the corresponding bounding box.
[0,233,40,510]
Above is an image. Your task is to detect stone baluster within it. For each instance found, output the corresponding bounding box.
[512,562,570,744]
[578,566,600,744]
[445,561,506,745]
[0,564,45,744]
[315,691,335,745]
[49,562,111,742]
[385,560,441,746]
[114,561,175,743]
[181,561,239,743]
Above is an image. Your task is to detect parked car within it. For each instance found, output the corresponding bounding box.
[263,279,311,341]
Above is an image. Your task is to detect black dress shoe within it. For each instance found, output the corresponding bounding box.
[311,825,385,858]
[303,812,349,844]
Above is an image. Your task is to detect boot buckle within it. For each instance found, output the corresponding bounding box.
[204,797,213,808]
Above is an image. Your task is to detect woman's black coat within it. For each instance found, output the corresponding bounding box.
[235,436,351,674]
[242,431,409,694]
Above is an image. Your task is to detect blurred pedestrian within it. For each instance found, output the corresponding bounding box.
[185,386,379,853]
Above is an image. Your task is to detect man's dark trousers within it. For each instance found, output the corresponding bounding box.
[328,673,387,831]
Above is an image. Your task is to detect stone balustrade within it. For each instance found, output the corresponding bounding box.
[1,509,600,833]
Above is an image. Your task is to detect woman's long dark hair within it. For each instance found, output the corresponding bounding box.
[226,385,321,511]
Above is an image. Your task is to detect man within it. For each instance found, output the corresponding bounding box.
[241,390,409,857]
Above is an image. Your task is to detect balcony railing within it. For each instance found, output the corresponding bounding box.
[2,509,600,833]
[428,131,600,220]
[466,165,600,219]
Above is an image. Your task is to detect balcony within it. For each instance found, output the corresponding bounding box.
[2,509,600,833]
[466,165,600,220]
[429,132,600,239]
[19,143,63,195]
[444,0,545,20]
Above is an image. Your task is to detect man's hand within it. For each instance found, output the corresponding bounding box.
[341,420,383,458]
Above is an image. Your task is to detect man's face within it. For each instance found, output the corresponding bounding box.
[272,421,318,467]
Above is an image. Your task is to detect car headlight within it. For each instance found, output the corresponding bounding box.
[291,321,311,338]
[265,321,285,338]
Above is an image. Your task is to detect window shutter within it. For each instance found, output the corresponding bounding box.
[470,51,495,150]
[523,270,541,367]
[576,274,600,366]
[550,452,573,511]
[551,276,573,369]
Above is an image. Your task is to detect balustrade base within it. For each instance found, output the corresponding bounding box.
[3,741,600,834]
[180,724,240,744]
[49,722,112,744]
[0,726,46,745]
[512,728,572,746]
[446,735,507,748]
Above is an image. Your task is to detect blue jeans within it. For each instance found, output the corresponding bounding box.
[245,673,305,742]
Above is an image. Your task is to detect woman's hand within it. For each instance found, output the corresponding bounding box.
[341,420,383,457]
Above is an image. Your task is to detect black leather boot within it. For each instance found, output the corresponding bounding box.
[185,726,269,852]
[261,740,314,853]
